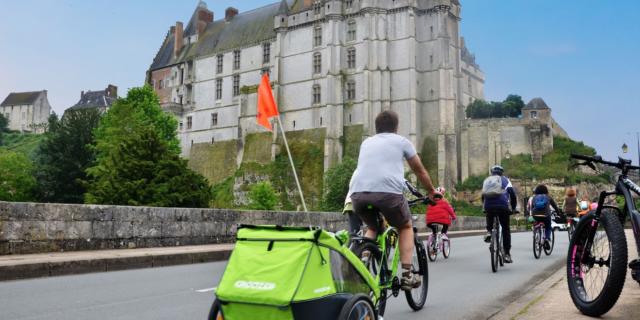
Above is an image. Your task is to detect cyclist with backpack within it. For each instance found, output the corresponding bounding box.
[530,184,561,249]
[482,165,517,263]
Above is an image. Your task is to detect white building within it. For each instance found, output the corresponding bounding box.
[0,90,51,133]
[148,0,484,187]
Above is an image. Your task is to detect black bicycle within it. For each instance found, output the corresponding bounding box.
[567,154,640,316]
[489,213,505,272]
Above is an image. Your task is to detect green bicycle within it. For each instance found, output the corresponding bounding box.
[350,182,433,317]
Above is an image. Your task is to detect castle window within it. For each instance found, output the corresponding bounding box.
[293,120,296,128]
[530,111,538,119]
[349,114,352,123]
[263,42,271,64]
[179,122,183,130]
[314,26,322,47]
[313,52,322,74]
[216,78,222,100]
[347,20,357,42]
[233,75,240,96]
[346,80,356,101]
[430,26,434,37]
[320,117,323,125]
[159,80,164,89]
[211,137,215,144]
[313,84,321,104]
[216,54,223,73]
[314,1,321,15]
[430,55,433,65]
[345,0,353,9]
[347,47,356,69]
[211,113,218,126]
[233,50,241,70]
[187,116,192,130]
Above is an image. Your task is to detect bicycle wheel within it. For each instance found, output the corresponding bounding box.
[491,225,500,272]
[353,241,383,278]
[337,294,376,320]
[544,228,555,256]
[566,210,627,317]
[533,227,542,259]
[208,299,223,320]
[427,238,437,262]
[405,235,428,311]
[568,221,576,241]
[442,238,450,259]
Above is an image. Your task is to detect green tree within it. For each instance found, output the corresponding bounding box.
[321,157,357,211]
[34,109,102,203]
[248,181,278,210]
[0,113,8,145]
[0,150,36,201]
[85,86,211,207]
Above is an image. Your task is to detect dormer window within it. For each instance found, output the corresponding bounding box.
[530,111,538,119]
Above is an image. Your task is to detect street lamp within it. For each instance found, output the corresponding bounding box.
[622,143,629,154]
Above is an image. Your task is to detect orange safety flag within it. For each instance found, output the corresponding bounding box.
[256,74,279,131]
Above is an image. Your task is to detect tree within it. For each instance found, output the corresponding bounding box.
[321,157,357,211]
[0,150,36,201]
[248,181,279,210]
[34,109,102,203]
[0,113,8,145]
[86,125,211,207]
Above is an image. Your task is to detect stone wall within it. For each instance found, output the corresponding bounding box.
[0,201,487,255]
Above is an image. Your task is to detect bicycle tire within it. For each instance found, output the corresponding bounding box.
[208,299,223,320]
[491,219,500,272]
[566,210,627,317]
[568,222,576,241]
[353,241,386,316]
[337,294,376,320]
[427,238,437,262]
[405,236,429,311]
[544,228,555,256]
[442,239,450,259]
[533,227,542,259]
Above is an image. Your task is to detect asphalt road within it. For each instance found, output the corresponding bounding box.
[0,232,569,320]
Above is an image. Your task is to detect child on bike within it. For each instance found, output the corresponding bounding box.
[426,187,456,240]
[562,187,579,217]
[530,184,561,250]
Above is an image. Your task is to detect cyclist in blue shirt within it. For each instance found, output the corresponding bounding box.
[482,165,517,263]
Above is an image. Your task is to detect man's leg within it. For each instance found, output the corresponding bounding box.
[399,222,415,266]
[499,211,511,254]
[484,211,494,242]
[442,224,449,235]
[544,216,552,240]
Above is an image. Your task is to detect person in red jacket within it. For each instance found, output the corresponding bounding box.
[426,187,457,238]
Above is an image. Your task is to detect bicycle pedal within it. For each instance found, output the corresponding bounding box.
[630,259,640,282]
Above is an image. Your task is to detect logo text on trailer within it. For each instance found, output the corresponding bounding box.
[234,280,276,291]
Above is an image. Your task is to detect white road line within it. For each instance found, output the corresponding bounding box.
[195,287,217,293]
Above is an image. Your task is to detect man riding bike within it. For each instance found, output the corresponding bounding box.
[350,110,439,291]
[482,165,517,263]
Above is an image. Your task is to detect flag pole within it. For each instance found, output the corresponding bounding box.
[275,116,308,212]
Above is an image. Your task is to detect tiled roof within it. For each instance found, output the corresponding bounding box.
[525,97,550,110]
[68,91,116,110]
[149,0,294,72]
[1,91,44,106]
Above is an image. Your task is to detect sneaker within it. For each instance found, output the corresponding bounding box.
[544,240,551,250]
[401,270,422,291]
[504,253,513,263]
[483,232,491,243]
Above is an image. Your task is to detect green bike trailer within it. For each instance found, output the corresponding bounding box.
[212,225,380,320]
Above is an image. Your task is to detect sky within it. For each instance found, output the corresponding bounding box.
[0,0,639,161]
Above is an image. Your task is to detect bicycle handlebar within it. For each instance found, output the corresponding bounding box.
[571,153,640,171]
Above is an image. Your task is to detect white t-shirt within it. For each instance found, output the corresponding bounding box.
[350,133,417,194]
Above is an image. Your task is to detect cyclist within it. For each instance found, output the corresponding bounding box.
[350,110,439,291]
[562,187,579,218]
[530,184,561,250]
[426,187,457,245]
[481,165,517,263]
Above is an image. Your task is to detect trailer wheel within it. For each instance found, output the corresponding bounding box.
[338,294,376,320]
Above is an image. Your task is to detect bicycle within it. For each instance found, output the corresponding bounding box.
[531,215,555,259]
[488,212,504,273]
[567,154,640,316]
[350,181,435,317]
[566,215,579,241]
[426,223,451,262]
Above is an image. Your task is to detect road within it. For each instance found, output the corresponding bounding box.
[0,232,569,320]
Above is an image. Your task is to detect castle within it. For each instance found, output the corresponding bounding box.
[147,0,565,191]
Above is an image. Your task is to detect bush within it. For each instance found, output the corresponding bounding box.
[0,150,36,201]
[456,175,485,191]
[321,157,357,212]
[248,181,278,210]
[451,199,484,216]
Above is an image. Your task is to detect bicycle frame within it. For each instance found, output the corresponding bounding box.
[375,224,401,289]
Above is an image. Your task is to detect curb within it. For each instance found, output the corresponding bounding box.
[0,230,499,282]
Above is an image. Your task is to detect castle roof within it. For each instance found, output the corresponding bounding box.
[524,97,550,110]
[69,91,116,111]
[150,0,294,72]
[1,91,45,107]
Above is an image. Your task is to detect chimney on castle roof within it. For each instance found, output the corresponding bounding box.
[196,5,213,36]
[106,85,118,98]
[225,7,238,21]
[174,21,183,58]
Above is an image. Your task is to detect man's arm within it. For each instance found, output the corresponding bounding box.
[507,187,517,212]
[407,155,436,195]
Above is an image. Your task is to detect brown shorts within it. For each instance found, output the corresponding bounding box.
[351,192,411,229]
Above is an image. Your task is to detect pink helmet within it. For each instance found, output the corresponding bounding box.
[435,187,446,195]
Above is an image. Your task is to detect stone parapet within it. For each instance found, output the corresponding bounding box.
[0,201,486,255]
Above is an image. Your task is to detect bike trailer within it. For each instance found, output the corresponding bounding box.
[214,225,380,320]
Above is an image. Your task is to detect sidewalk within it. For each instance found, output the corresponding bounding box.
[0,229,487,281]
[492,230,640,320]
